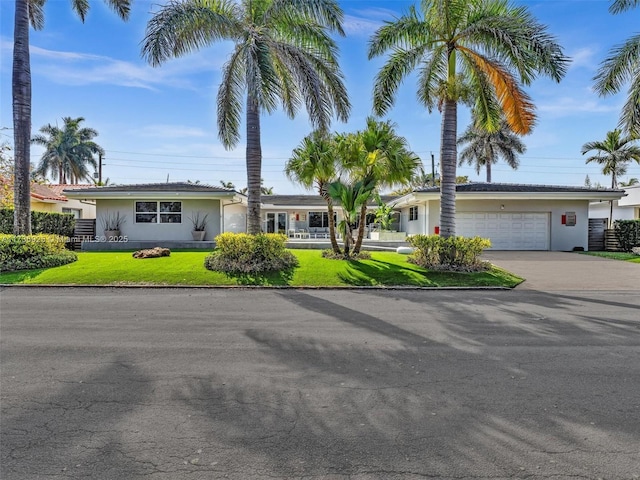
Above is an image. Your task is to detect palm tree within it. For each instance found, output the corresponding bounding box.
[457,120,526,182]
[32,117,103,184]
[142,0,350,234]
[368,0,568,238]
[582,129,640,227]
[594,1,640,136]
[338,117,420,253]
[285,131,342,253]
[219,180,236,189]
[12,0,131,235]
[328,177,375,258]
[619,177,639,187]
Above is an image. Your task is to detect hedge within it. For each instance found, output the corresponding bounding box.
[408,235,491,272]
[205,233,298,273]
[0,233,77,272]
[0,208,75,237]
[614,220,640,253]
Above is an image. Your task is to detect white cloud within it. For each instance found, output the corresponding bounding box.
[342,8,398,37]
[1,37,228,91]
[568,47,599,71]
[538,95,620,116]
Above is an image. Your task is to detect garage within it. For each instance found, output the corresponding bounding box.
[456,212,550,250]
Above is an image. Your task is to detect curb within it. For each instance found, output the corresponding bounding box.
[0,284,514,291]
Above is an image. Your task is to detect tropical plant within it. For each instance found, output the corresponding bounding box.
[457,120,526,182]
[582,129,640,227]
[337,117,420,253]
[286,130,341,253]
[619,177,639,187]
[582,130,640,189]
[101,212,126,232]
[142,0,350,235]
[220,180,236,189]
[188,212,209,231]
[32,117,103,184]
[327,177,375,258]
[368,0,568,238]
[373,193,396,231]
[594,0,640,136]
[12,0,131,234]
[239,179,274,195]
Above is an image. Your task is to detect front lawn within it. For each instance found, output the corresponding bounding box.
[0,250,523,287]
[581,251,640,263]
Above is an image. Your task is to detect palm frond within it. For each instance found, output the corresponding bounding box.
[368,8,430,60]
[267,0,345,36]
[142,0,240,66]
[104,0,131,20]
[610,0,640,13]
[620,75,640,136]
[28,0,45,30]
[71,0,90,22]
[593,33,640,96]
[217,45,246,149]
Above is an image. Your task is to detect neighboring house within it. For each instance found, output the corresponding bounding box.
[64,183,245,245]
[31,184,96,219]
[589,184,640,222]
[65,181,624,251]
[393,183,623,251]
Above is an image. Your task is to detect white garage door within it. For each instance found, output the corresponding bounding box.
[456,212,550,250]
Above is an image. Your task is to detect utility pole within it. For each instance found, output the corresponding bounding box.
[98,153,103,184]
[431,152,436,187]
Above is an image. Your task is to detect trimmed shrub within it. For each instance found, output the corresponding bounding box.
[0,233,77,272]
[321,249,371,260]
[614,219,640,253]
[0,208,75,237]
[408,235,491,272]
[205,233,298,273]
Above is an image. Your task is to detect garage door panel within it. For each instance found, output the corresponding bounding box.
[456,212,549,250]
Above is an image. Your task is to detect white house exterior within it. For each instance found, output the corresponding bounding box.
[393,183,623,251]
[65,182,624,251]
[590,185,640,222]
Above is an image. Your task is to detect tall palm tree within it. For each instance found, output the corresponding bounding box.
[457,120,526,182]
[368,0,568,238]
[12,0,131,234]
[32,117,103,184]
[582,129,640,227]
[338,117,420,253]
[142,0,350,234]
[594,1,640,136]
[285,130,342,253]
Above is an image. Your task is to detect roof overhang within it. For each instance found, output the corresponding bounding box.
[399,190,625,204]
[63,190,240,201]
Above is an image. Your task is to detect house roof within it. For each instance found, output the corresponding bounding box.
[262,194,398,208]
[31,183,68,202]
[414,183,625,194]
[64,182,235,194]
[48,184,95,196]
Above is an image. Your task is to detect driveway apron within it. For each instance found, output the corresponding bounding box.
[482,251,639,292]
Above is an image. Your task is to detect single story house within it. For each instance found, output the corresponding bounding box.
[31,184,96,219]
[589,184,640,223]
[392,183,623,251]
[65,182,624,251]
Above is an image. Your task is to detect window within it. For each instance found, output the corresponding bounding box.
[308,211,336,228]
[135,201,182,224]
[409,206,418,221]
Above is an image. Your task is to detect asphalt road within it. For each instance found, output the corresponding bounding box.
[1,287,639,480]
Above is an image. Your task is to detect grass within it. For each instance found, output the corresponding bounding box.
[0,250,523,288]
[580,251,640,263]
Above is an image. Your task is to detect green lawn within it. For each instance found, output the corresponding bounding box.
[581,251,640,263]
[0,250,523,287]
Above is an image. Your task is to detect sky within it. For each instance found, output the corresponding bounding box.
[1,0,640,194]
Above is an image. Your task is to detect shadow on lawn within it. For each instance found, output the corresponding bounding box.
[338,258,431,286]
[222,267,296,286]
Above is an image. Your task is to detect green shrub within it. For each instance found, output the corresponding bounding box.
[0,234,77,272]
[614,219,640,253]
[321,249,372,260]
[205,233,298,273]
[0,208,75,237]
[408,235,491,272]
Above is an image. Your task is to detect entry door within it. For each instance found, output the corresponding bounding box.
[266,212,287,234]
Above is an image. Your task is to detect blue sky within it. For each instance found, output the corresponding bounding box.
[1,0,639,193]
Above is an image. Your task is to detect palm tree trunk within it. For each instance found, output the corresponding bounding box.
[353,203,368,254]
[439,98,458,238]
[12,0,32,235]
[327,201,341,254]
[245,94,262,234]
[486,160,492,183]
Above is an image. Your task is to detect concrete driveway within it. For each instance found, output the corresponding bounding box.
[482,251,639,291]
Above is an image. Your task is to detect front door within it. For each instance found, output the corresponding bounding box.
[266,212,287,234]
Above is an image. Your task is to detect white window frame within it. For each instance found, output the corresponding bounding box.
[409,206,418,222]
[135,201,183,224]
